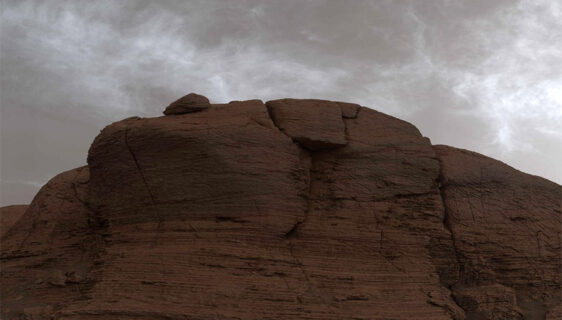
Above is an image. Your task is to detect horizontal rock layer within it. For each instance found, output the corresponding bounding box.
[1,96,560,320]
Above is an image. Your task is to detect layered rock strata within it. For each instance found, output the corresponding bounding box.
[0,205,27,238]
[1,95,560,320]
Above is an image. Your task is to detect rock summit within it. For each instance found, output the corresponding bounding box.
[1,95,560,320]
[163,92,211,115]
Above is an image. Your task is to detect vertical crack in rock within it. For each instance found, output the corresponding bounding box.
[341,105,361,144]
[124,127,163,235]
[436,158,467,317]
[265,102,279,132]
[264,103,325,302]
[265,99,347,150]
[287,241,314,297]
[337,102,361,120]
[70,174,110,301]
[342,114,351,142]
[265,102,375,308]
[284,160,329,305]
[284,152,314,239]
[124,128,202,240]
[265,102,311,235]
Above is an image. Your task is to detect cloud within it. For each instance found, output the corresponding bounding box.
[447,0,562,155]
[2,180,45,188]
[1,0,561,205]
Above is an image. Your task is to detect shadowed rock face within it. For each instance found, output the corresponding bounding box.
[434,146,561,320]
[163,92,211,115]
[0,205,27,238]
[266,99,349,150]
[1,95,560,320]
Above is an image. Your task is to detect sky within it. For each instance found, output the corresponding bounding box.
[1,0,561,206]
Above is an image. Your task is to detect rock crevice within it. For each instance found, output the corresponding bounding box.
[436,157,467,317]
[124,127,163,233]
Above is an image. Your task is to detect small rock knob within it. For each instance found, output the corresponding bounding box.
[163,93,210,115]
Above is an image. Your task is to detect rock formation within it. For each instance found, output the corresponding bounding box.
[163,93,211,115]
[0,205,27,238]
[1,95,560,320]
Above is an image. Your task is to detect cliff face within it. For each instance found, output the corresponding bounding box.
[1,96,560,320]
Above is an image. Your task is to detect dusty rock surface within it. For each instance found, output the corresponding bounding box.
[266,99,348,150]
[1,95,560,319]
[163,92,210,115]
[0,204,27,238]
[434,145,562,319]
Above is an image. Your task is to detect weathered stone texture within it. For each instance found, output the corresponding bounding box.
[163,92,210,115]
[1,166,106,319]
[434,145,561,320]
[0,204,27,238]
[1,96,560,320]
[266,99,348,150]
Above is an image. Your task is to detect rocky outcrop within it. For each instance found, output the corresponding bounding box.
[1,166,107,319]
[1,94,560,319]
[163,92,210,115]
[266,99,349,150]
[434,145,561,320]
[0,204,27,238]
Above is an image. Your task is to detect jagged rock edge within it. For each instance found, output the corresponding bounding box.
[266,102,467,317]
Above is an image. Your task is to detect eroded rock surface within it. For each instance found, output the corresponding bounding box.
[266,99,348,150]
[1,166,106,319]
[434,145,562,320]
[0,204,27,238]
[163,92,211,115]
[1,97,560,320]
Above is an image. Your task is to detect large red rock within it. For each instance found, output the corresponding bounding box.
[434,145,561,319]
[1,96,560,320]
[266,99,348,150]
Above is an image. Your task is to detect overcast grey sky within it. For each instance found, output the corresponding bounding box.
[1,0,561,205]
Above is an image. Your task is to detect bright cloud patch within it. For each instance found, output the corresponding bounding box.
[1,0,561,205]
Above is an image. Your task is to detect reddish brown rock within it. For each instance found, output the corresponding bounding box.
[337,101,361,119]
[1,166,106,319]
[282,106,463,319]
[1,96,560,320]
[434,145,561,320]
[163,92,210,115]
[454,284,523,319]
[0,204,27,238]
[266,99,347,150]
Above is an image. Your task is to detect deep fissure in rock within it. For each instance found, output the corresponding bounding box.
[436,157,467,317]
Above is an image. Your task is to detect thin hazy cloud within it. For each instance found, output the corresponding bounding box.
[1,0,561,205]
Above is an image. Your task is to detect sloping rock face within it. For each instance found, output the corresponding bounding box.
[1,96,560,320]
[1,166,106,319]
[434,146,561,320]
[0,205,27,238]
[266,99,349,150]
[163,93,211,115]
